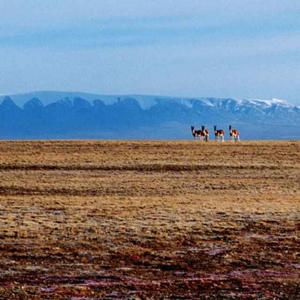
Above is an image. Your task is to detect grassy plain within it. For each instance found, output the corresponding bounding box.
[0,141,299,299]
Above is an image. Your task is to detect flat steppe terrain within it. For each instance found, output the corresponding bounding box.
[0,141,299,299]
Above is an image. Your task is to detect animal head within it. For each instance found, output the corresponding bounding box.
[191,126,196,137]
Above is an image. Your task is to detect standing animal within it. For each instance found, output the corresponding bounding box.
[201,125,209,142]
[214,125,225,142]
[229,125,240,141]
[191,126,209,141]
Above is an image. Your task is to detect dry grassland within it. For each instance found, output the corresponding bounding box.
[0,141,299,299]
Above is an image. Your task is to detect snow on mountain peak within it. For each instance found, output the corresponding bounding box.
[248,98,290,107]
[0,91,297,111]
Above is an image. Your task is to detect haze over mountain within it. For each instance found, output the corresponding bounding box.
[0,91,299,140]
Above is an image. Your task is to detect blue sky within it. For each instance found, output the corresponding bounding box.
[0,0,300,104]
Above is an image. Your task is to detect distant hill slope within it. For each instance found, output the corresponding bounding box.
[0,91,299,139]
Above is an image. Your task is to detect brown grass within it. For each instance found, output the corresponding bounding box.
[0,141,299,299]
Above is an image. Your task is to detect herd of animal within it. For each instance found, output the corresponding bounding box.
[191,125,240,142]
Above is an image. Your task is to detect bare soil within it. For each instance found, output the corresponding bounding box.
[0,141,299,299]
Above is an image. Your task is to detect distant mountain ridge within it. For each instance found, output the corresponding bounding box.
[0,91,299,140]
[1,91,299,110]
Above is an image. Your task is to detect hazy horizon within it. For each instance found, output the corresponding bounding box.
[1,90,298,108]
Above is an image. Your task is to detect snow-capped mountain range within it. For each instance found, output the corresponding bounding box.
[0,90,298,110]
[0,91,299,139]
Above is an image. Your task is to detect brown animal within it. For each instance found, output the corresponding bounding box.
[191,126,209,141]
[229,125,240,141]
[214,125,225,142]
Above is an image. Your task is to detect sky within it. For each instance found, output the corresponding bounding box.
[0,0,299,104]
